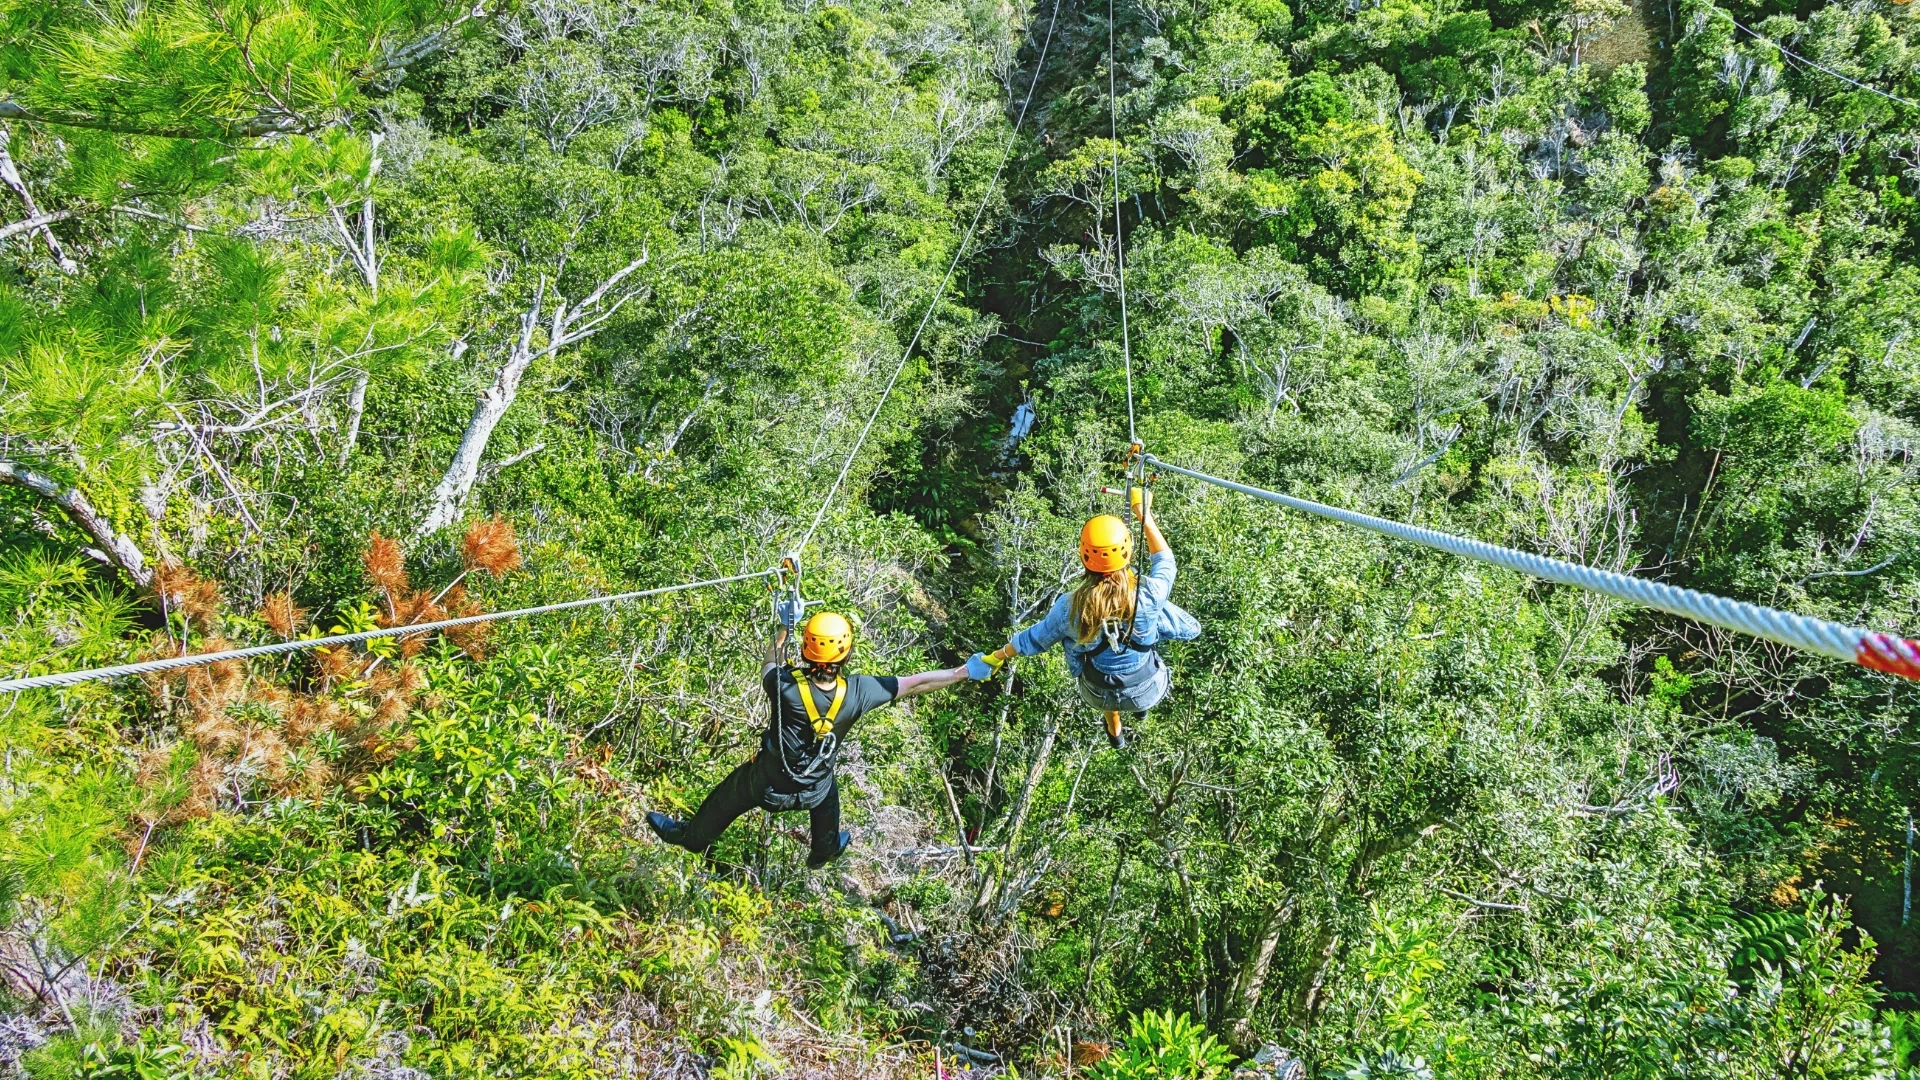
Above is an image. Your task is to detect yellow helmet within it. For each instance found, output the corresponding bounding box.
[1080,514,1132,574]
[802,611,853,663]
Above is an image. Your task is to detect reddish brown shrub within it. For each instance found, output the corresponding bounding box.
[153,562,223,632]
[462,515,523,577]
[261,592,306,638]
[364,532,409,600]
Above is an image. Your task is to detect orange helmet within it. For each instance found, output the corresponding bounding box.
[1080,515,1132,573]
[802,611,853,663]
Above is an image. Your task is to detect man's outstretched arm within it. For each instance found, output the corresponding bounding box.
[765,627,789,673]
[895,662,971,699]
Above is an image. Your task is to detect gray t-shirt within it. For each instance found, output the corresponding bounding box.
[759,666,899,794]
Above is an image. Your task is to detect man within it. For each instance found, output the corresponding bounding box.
[647,610,972,868]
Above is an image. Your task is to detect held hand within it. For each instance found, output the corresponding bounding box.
[966,653,997,681]
[1129,485,1153,521]
[775,597,806,629]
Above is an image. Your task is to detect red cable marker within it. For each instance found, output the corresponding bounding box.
[1859,633,1920,681]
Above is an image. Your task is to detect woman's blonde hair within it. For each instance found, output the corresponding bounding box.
[1070,569,1136,644]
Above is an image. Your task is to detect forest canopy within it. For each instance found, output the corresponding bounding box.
[1,0,1919,1072]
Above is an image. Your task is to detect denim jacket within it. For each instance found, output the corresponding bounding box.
[1012,550,1202,679]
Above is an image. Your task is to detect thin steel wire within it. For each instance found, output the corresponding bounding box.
[1710,6,1920,112]
[798,0,1065,554]
[1144,454,1874,666]
[0,569,779,693]
[1108,0,1136,444]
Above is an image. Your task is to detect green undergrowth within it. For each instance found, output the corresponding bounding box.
[3,653,937,1077]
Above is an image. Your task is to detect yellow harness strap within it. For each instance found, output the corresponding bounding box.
[792,668,846,740]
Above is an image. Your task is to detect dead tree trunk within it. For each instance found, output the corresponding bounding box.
[0,462,151,586]
[0,125,76,273]
[331,133,380,467]
[339,371,370,466]
[420,253,648,534]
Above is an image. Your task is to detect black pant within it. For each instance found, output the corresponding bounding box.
[682,757,842,863]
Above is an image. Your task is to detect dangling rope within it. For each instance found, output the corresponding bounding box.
[0,569,781,693]
[797,0,1065,556]
[1143,453,1920,682]
[1107,0,1136,447]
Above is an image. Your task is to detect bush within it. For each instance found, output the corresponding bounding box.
[1086,1010,1235,1079]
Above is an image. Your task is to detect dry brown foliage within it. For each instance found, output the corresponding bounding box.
[364,531,409,600]
[462,515,523,577]
[383,588,447,657]
[153,561,223,632]
[314,645,359,684]
[261,591,306,638]
[133,527,518,834]
[1073,1041,1112,1067]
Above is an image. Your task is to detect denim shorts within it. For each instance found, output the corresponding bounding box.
[1076,652,1169,714]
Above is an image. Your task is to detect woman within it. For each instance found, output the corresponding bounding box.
[969,487,1200,747]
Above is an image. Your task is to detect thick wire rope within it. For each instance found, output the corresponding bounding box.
[1143,453,1920,679]
[1709,5,1920,112]
[796,0,1065,555]
[0,569,779,694]
[1108,0,1136,445]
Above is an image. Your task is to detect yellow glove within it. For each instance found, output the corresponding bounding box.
[1129,485,1152,519]
[988,643,1016,667]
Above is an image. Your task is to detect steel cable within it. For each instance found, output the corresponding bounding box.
[0,569,779,693]
[1144,454,1920,680]
[1107,0,1136,445]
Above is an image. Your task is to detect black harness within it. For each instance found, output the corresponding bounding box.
[1079,617,1160,691]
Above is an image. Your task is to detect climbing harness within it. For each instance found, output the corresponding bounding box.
[1141,453,1920,683]
[793,667,847,740]
[1081,648,1161,693]
[774,668,843,789]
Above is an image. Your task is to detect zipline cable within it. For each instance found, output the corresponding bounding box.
[796,0,1065,555]
[1143,453,1920,682]
[0,569,780,694]
[1707,4,1920,113]
[1107,0,1136,445]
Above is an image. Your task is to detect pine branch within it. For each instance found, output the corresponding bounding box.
[0,209,76,242]
[0,126,75,272]
[0,9,486,141]
[0,101,303,141]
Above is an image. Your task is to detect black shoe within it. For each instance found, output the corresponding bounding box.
[647,811,690,848]
[1108,730,1127,750]
[807,830,852,868]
